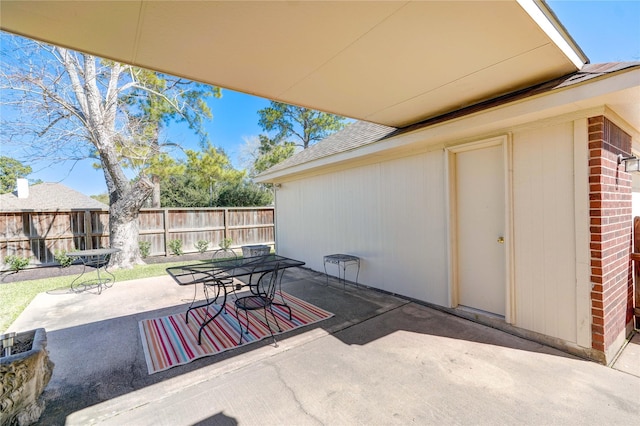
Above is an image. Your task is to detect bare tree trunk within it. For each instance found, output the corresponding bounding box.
[108,180,152,268]
[109,214,142,268]
[103,166,152,268]
[60,49,154,269]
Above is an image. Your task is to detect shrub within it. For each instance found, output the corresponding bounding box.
[219,237,232,250]
[139,241,151,259]
[54,250,73,268]
[194,240,209,254]
[168,239,183,256]
[4,255,30,272]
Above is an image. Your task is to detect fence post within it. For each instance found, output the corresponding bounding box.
[163,208,170,257]
[224,208,229,242]
[83,210,92,250]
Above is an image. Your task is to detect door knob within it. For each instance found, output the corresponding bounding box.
[497,236,505,244]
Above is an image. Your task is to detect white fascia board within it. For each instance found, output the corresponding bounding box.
[257,69,640,183]
[517,0,588,69]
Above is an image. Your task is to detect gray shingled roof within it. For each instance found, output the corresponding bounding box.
[260,120,397,175]
[554,62,640,89]
[0,182,108,211]
[259,62,639,177]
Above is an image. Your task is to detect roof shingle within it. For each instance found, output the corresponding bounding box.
[0,182,108,211]
[260,120,397,175]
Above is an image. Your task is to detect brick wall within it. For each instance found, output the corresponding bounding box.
[588,116,634,355]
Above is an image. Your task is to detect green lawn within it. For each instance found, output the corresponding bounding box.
[0,260,202,333]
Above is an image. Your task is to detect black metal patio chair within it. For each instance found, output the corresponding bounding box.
[234,262,291,346]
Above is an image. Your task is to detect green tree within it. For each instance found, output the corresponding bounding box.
[252,135,296,175]
[248,102,346,176]
[257,101,346,149]
[0,156,33,193]
[216,181,273,206]
[160,143,243,207]
[160,173,209,207]
[159,143,273,207]
[185,143,244,203]
[119,69,219,207]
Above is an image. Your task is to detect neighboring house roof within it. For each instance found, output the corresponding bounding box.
[0,182,108,211]
[258,62,640,180]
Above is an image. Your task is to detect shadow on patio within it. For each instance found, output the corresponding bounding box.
[7,267,639,425]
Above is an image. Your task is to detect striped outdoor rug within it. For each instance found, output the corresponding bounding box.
[139,291,333,374]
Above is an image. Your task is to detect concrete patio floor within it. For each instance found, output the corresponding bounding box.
[7,267,640,425]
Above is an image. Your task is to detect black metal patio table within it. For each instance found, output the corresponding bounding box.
[166,254,305,344]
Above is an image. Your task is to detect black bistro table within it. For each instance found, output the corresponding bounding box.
[323,254,360,290]
[167,254,305,344]
[67,248,120,294]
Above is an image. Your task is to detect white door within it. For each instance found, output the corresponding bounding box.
[455,144,506,316]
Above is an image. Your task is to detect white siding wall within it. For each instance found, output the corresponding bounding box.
[512,122,579,342]
[276,120,588,345]
[276,151,449,304]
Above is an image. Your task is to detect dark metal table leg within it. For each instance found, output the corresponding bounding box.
[70,262,88,293]
[196,283,227,345]
[185,280,221,325]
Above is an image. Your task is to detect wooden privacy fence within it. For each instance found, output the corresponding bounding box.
[0,207,275,266]
[138,207,275,257]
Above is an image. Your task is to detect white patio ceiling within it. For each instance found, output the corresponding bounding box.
[0,0,587,127]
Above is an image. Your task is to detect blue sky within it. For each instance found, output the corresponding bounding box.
[5,1,640,196]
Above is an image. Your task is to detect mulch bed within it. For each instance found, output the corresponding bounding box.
[0,253,212,284]
[0,264,86,284]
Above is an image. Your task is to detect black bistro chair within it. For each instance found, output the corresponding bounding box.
[234,262,291,346]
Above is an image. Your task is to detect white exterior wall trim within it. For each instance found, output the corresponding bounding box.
[573,118,592,348]
[516,0,587,69]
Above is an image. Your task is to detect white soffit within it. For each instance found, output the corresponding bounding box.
[255,67,640,182]
[0,0,586,128]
